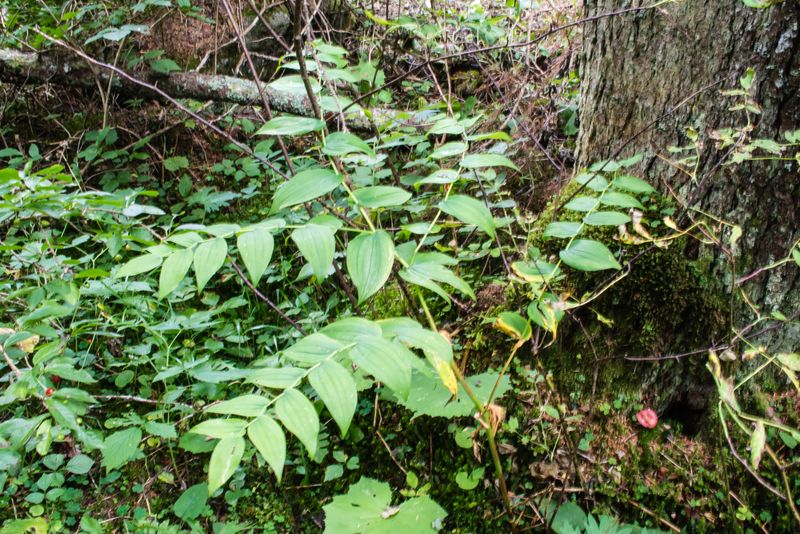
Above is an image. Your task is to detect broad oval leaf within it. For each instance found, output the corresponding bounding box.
[208,436,245,495]
[611,175,656,194]
[439,195,495,238]
[116,254,162,278]
[563,196,600,212]
[248,415,286,482]
[247,367,306,389]
[309,360,357,436]
[461,153,519,171]
[291,224,336,281]
[275,389,320,459]
[189,418,248,439]
[322,132,374,156]
[206,394,270,417]
[158,248,193,298]
[544,221,582,239]
[320,317,382,343]
[352,186,412,208]
[349,335,414,400]
[193,237,227,291]
[284,332,344,365]
[269,168,343,214]
[255,115,325,136]
[237,226,274,285]
[559,239,622,272]
[600,191,644,209]
[346,230,395,304]
[496,311,532,341]
[574,172,608,192]
[430,142,467,159]
[583,211,631,226]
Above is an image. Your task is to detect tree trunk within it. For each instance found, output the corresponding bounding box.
[577,0,800,351]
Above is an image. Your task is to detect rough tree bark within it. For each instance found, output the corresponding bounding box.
[577,0,800,351]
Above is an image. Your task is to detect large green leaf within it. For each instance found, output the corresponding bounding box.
[188,418,248,439]
[158,247,193,298]
[600,191,644,209]
[349,335,413,399]
[346,230,395,304]
[611,175,656,194]
[275,389,319,459]
[247,415,286,482]
[115,254,162,278]
[352,186,411,208]
[322,132,374,156]
[193,237,227,291]
[206,394,270,417]
[460,153,519,171]
[544,221,582,239]
[237,226,274,285]
[102,428,142,472]
[439,195,495,238]
[309,360,357,436]
[255,115,325,136]
[320,317,382,342]
[247,367,306,389]
[563,196,600,212]
[283,332,343,364]
[269,168,342,214]
[173,483,208,520]
[208,436,245,495]
[583,211,631,226]
[559,239,621,272]
[430,142,467,159]
[292,224,336,280]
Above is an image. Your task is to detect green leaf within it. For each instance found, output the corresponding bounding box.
[496,311,532,341]
[322,477,447,533]
[208,436,245,495]
[255,115,325,136]
[66,454,94,475]
[430,142,467,159]
[237,226,274,285]
[583,211,631,226]
[600,191,644,209]
[247,367,306,389]
[283,333,344,364]
[346,230,395,304]
[320,317,382,342]
[461,153,519,171]
[544,221,582,239]
[144,421,177,439]
[349,335,414,399]
[275,389,320,459]
[750,422,766,469]
[193,237,227,291]
[189,418,248,439]
[292,224,336,280]
[115,254,163,278]
[563,196,600,212]
[206,394,270,417]
[0,518,49,534]
[247,416,286,482]
[158,247,193,298]
[269,168,342,214]
[439,195,495,238]
[352,186,412,208]
[174,483,208,520]
[322,132,374,156]
[611,175,656,194]
[102,428,142,472]
[309,360,357,436]
[574,172,608,192]
[150,58,181,74]
[163,156,189,172]
[559,239,622,272]
[267,75,321,94]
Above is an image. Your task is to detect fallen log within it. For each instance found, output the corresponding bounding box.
[0,48,414,131]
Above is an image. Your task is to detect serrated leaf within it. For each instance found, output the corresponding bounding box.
[193,237,227,291]
[102,428,141,471]
[237,226,274,285]
[350,336,413,399]
[559,239,621,271]
[346,230,395,304]
[292,224,336,281]
[439,195,495,238]
[461,153,519,171]
[309,360,357,436]
[583,211,631,226]
[208,436,244,495]
[248,416,286,482]
[352,186,412,208]
[206,394,270,417]
[275,389,319,459]
[158,247,193,298]
[255,115,325,136]
[544,221,582,239]
[269,168,342,214]
[116,254,163,278]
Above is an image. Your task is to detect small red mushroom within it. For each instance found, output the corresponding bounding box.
[636,408,658,429]
[45,387,54,397]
